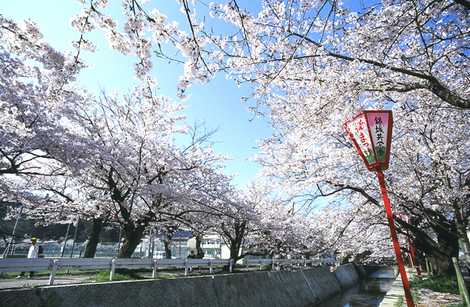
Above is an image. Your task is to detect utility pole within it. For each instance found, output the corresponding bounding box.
[69,217,80,258]
[2,204,23,257]
[61,222,72,257]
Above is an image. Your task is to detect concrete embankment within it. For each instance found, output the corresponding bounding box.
[334,262,360,289]
[0,264,360,307]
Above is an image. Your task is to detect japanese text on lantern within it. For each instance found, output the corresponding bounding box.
[350,115,375,164]
[368,112,389,162]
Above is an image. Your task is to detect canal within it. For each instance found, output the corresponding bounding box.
[321,267,396,307]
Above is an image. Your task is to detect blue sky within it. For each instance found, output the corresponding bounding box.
[1,0,273,188]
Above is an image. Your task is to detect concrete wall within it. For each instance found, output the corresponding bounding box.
[0,264,360,307]
[303,266,342,301]
[334,263,360,289]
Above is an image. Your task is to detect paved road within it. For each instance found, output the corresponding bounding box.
[0,275,90,289]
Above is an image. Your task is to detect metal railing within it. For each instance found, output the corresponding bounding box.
[243,258,325,271]
[0,257,329,285]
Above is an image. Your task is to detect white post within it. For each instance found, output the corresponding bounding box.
[109,258,116,281]
[148,228,153,258]
[152,259,157,279]
[184,259,188,276]
[209,260,213,274]
[304,259,307,268]
[229,259,234,273]
[271,257,275,271]
[48,259,57,286]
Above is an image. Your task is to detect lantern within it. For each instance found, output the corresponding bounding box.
[343,110,393,171]
[344,109,415,307]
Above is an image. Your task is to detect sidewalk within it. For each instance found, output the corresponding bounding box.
[0,267,222,290]
[0,275,90,289]
[379,271,407,307]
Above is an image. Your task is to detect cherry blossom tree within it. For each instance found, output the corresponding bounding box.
[213,193,254,262]
[1,10,244,260]
[0,16,119,258]
[62,88,233,257]
[4,0,468,267]
[0,15,94,198]
[167,0,469,272]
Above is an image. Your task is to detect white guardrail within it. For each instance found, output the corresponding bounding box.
[0,257,330,285]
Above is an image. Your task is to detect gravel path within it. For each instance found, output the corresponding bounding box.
[415,288,462,307]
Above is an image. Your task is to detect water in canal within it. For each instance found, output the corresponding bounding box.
[320,275,395,307]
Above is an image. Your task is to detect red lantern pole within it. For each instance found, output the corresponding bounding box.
[407,239,414,267]
[408,238,421,276]
[377,171,414,307]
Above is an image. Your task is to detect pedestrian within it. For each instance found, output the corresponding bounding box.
[16,237,39,278]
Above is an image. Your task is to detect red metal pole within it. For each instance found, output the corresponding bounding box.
[376,171,415,307]
[408,238,421,276]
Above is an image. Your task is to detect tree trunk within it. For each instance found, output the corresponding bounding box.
[83,218,103,258]
[162,227,176,259]
[428,253,451,276]
[118,225,145,258]
[164,240,172,259]
[455,211,470,262]
[426,224,460,275]
[398,212,460,276]
[229,238,242,262]
[195,234,204,259]
[228,221,246,262]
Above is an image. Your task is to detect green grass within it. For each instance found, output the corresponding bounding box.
[410,275,460,294]
[0,272,22,279]
[156,272,177,280]
[259,264,272,271]
[92,269,179,282]
[94,270,144,282]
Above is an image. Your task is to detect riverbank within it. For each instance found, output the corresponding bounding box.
[0,264,361,307]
